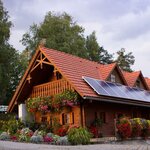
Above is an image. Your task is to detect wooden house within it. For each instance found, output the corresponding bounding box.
[8,46,150,136]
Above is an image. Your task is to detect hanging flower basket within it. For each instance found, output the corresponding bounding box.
[25,90,79,114]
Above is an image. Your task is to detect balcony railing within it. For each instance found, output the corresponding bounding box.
[30,79,73,98]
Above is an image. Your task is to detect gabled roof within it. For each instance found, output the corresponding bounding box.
[41,47,101,97]
[145,78,150,89]
[99,63,116,80]
[99,63,127,85]
[122,70,149,90]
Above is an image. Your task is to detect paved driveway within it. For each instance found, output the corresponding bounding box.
[0,140,150,150]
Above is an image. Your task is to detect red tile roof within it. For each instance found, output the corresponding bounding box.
[122,71,140,87]
[41,47,130,97]
[99,63,116,80]
[145,78,150,89]
[41,47,101,97]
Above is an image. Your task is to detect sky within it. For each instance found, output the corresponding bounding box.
[3,0,150,77]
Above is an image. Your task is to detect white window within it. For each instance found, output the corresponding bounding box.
[110,74,116,82]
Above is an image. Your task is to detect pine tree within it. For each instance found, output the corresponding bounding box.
[116,48,135,72]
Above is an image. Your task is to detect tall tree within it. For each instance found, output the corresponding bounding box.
[86,31,100,62]
[99,46,114,64]
[21,12,87,58]
[0,0,24,104]
[116,48,135,72]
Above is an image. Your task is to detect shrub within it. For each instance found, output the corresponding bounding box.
[52,135,60,143]
[47,132,54,138]
[57,126,68,137]
[37,130,46,137]
[30,135,44,143]
[43,136,53,143]
[68,127,92,145]
[1,119,24,135]
[141,119,150,138]
[116,117,132,139]
[56,136,69,145]
[18,128,33,142]
[0,132,10,140]
[130,118,142,137]
[89,126,99,138]
[11,135,18,141]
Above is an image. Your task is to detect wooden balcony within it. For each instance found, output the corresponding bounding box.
[30,79,73,98]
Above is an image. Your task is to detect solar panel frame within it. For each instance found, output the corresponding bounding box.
[82,76,150,103]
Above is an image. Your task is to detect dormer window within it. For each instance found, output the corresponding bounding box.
[110,74,116,83]
[136,80,140,88]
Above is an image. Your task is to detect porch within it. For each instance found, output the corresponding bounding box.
[30,79,74,98]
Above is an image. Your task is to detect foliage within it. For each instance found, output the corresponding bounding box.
[99,46,114,64]
[47,132,54,138]
[130,118,143,137]
[89,126,99,138]
[43,135,53,143]
[30,135,44,143]
[86,31,100,62]
[26,96,52,113]
[56,136,69,145]
[26,90,78,113]
[0,132,10,140]
[56,126,68,137]
[0,0,25,104]
[21,12,87,58]
[68,127,92,145]
[116,117,150,139]
[54,90,78,109]
[0,119,24,135]
[0,113,16,121]
[141,119,150,138]
[10,135,18,141]
[52,134,60,143]
[21,11,114,66]
[115,48,135,72]
[116,117,132,139]
[37,130,46,137]
[18,128,33,142]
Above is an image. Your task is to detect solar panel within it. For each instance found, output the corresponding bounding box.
[82,76,150,103]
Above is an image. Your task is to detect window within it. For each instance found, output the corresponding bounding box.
[136,80,140,88]
[110,74,116,83]
[62,112,74,125]
[100,112,106,123]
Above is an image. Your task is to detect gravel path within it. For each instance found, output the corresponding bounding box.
[0,140,150,150]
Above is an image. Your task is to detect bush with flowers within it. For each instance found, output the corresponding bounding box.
[130,118,143,137]
[18,128,33,142]
[56,126,68,137]
[26,96,52,113]
[141,119,150,138]
[54,90,78,107]
[26,90,78,114]
[116,117,132,139]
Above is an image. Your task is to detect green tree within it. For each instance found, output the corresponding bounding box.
[115,48,135,72]
[0,0,24,104]
[99,46,114,64]
[86,31,100,62]
[21,12,87,58]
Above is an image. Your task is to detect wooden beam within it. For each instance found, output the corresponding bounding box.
[27,74,32,83]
